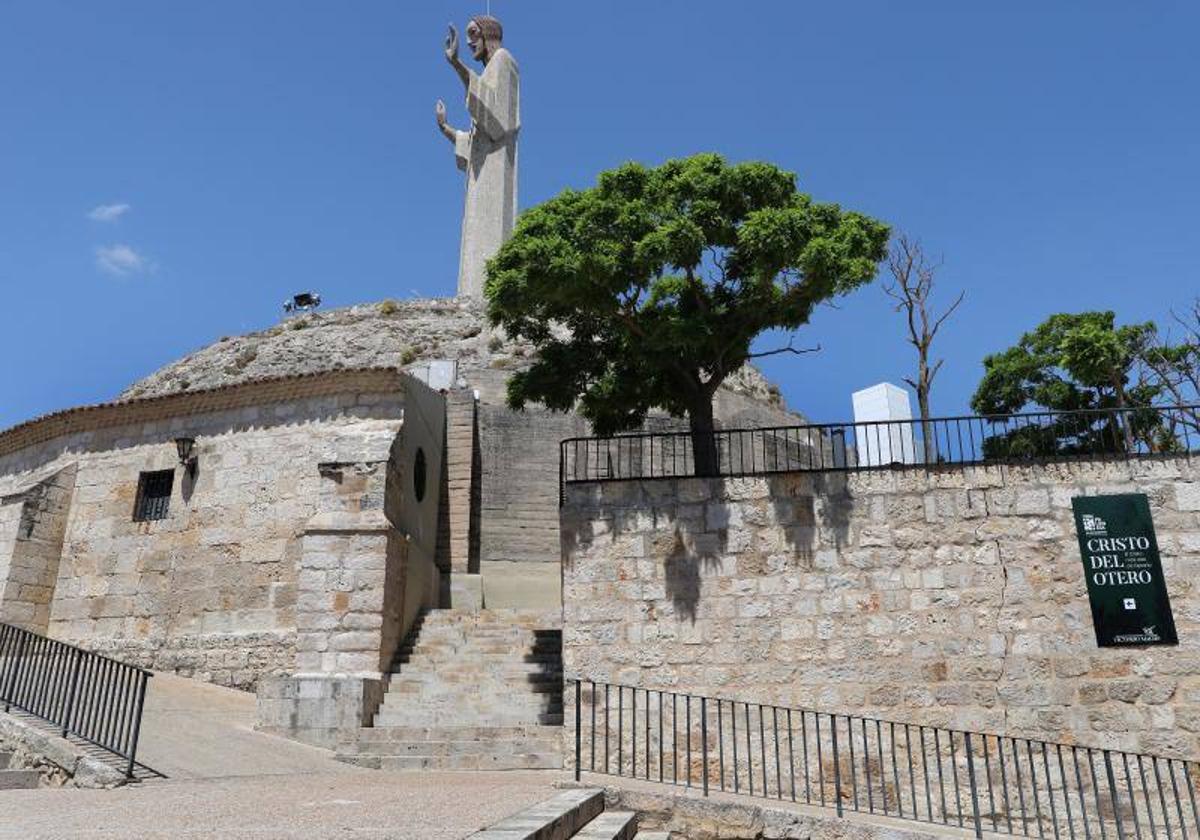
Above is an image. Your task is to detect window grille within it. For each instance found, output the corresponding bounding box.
[133,469,174,522]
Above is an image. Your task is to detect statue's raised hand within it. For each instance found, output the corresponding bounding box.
[444,24,459,63]
[435,99,447,127]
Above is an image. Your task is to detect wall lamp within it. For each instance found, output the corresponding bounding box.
[174,436,198,476]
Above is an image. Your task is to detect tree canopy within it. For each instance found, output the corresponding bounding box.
[970,311,1163,455]
[485,153,889,473]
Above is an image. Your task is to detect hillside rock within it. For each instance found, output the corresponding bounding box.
[120,297,790,415]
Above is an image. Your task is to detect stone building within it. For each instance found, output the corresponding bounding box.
[0,368,442,691]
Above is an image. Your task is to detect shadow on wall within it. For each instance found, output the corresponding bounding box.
[663,522,726,625]
[572,472,857,626]
[765,471,855,551]
[662,473,857,624]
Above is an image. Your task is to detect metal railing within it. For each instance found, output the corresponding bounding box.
[560,405,1200,492]
[572,679,1200,839]
[1,621,152,777]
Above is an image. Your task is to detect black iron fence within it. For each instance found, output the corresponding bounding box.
[572,679,1200,839]
[560,404,1200,492]
[0,621,151,777]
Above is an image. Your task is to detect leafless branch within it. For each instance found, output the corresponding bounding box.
[746,340,822,360]
[1137,297,1200,434]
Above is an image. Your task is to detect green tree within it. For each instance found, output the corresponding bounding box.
[485,153,889,475]
[970,311,1160,456]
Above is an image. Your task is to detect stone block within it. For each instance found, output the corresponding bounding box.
[1176,482,1200,512]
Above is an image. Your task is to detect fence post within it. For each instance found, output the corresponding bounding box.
[3,630,28,713]
[964,732,983,839]
[1104,750,1127,840]
[574,679,581,783]
[831,714,844,817]
[701,696,709,797]
[60,647,84,737]
[124,671,149,779]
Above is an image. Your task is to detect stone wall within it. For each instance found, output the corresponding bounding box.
[561,456,1200,759]
[0,464,76,631]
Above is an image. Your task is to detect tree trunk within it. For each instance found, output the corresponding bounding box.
[917,388,935,463]
[1112,377,1135,453]
[916,360,935,463]
[688,397,720,478]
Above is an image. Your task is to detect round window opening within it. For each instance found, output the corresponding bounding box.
[413,448,427,503]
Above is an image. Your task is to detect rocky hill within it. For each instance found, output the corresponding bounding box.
[121,297,790,415]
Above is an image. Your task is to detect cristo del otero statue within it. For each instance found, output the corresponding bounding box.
[435,15,520,300]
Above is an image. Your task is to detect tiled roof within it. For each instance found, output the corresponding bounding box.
[0,367,407,460]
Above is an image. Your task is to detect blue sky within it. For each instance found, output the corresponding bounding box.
[1,1,1197,430]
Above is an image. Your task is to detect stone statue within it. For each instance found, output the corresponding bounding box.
[435,16,519,300]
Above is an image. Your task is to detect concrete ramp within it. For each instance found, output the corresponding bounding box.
[136,672,353,780]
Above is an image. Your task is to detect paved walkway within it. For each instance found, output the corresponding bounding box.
[0,673,563,838]
[0,769,563,839]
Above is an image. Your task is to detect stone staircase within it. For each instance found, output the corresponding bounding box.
[0,750,39,790]
[337,608,564,770]
[469,789,651,840]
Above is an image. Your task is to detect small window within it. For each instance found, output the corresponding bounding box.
[133,469,174,522]
[413,448,427,503]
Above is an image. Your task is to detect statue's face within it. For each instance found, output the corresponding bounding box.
[466,21,487,61]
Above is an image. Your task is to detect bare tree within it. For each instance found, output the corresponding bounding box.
[884,235,965,461]
[1138,298,1200,437]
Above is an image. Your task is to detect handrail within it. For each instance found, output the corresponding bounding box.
[572,677,1200,839]
[560,404,1200,496]
[0,621,152,778]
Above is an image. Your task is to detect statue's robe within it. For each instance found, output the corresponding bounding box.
[453,47,519,299]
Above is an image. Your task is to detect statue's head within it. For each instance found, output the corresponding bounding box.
[466,15,502,62]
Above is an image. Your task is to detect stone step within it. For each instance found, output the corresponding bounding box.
[353,724,561,742]
[395,648,556,658]
[376,693,555,706]
[0,769,40,790]
[467,788,604,839]
[389,672,563,685]
[375,698,562,714]
[388,663,562,677]
[346,737,561,757]
[575,811,638,840]
[341,751,561,771]
[373,709,562,724]
[378,696,561,710]
[387,668,559,681]
[393,652,562,666]
[413,623,560,635]
[397,627,558,639]
[382,672,563,687]
[380,679,562,694]
[633,833,670,840]
[398,646,560,655]
[400,629,558,642]
[412,628,559,638]
[372,711,564,727]
[394,647,561,663]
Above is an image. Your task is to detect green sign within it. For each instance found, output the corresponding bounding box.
[1071,494,1177,647]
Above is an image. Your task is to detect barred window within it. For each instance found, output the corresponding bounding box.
[133,469,174,522]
